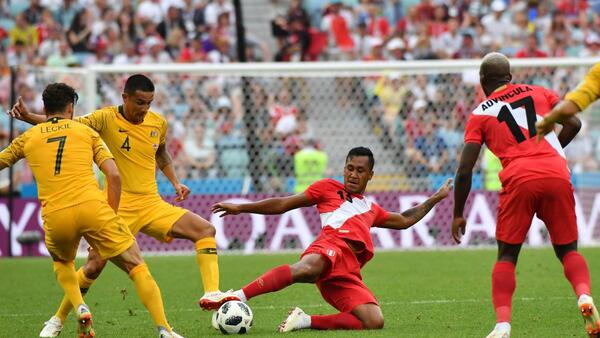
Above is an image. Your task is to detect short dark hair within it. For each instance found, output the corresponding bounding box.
[124,74,155,94]
[346,147,375,170]
[42,83,78,115]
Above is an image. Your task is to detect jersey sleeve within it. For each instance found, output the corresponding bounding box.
[564,63,600,111]
[371,202,390,227]
[159,117,168,145]
[75,109,106,132]
[304,179,331,203]
[90,129,113,167]
[463,114,484,145]
[544,88,561,108]
[0,132,26,168]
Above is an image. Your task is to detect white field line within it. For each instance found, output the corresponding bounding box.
[0,296,573,318]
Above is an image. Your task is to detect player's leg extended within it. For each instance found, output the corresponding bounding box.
[109,242,178,336]
[235,253,328,302]
[541,178,598,337]
[555,242,599,336]
[53,249,108,323]
[487,241,521,338]
[169,211,240,309]
[310,303,382,330]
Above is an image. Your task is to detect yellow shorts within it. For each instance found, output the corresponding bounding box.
[119,194,188,243]
[43,199,134,261]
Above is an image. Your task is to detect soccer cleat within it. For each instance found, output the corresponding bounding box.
[485,328,510,338]
[198,290,240,311]
[579,295,600,337]
[76,306,95,338]
[278,307,309,333]
[39,316,63,337]
[158,327,185,338]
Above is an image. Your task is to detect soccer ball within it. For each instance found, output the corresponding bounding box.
[214,301,253,334]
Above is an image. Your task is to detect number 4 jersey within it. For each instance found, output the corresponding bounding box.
[0,117,113,213]
[464,83,570,188]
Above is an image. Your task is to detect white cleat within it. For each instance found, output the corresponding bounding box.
[278,307,309,333]
[579,295,600,337]
[39,316,63,338]
[485,328,510,338]
[198,290,240,311]
[158,327,184,338]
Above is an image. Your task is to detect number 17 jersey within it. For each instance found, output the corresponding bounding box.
[464,83,570,188]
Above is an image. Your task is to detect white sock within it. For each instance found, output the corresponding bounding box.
[298,313,311,329]
[234,289,247,303]
[579,294,593,304]
[495,322,511,332]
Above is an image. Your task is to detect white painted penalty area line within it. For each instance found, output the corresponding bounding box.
[0,296,574,318]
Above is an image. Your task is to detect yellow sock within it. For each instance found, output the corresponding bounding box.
[129,264,170,331]
[195,237,219,293]
[52,262,85,312]
[55,268,96,322]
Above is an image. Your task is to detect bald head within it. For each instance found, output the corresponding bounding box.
[479,52,512,96]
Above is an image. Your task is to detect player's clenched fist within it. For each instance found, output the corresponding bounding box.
[9,96,31,120]
[211,203,241,217]
[174,183,191,201]
[451,216,466,244]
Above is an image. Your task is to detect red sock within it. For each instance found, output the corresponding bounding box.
[311,313,363,330]
[242,265,292,300]
[563,251,591,297]
[492,261,516,323]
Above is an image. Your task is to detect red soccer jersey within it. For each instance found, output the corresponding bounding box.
[464,83,570,187]
[305,178,389,266]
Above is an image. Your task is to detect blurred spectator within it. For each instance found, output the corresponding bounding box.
[10,13,39,47]
[514,33,548,58]
[66,9,92,55]
[406,119,450,175]
[580,34,600,57]
[158,5,187,40]
[113,40,140,64]
[386,38,409,60]
[481,0,511,45]
[137,0,163,24]
[140,36,172,63]
[270,89,298,136]
[206,36,231,63]
[294,137,328,193]
[204,0,234,27]
[24,0,46,25]
[432,16,462,59]
[184,123,216,178]
[453,31,479,59]
[46,40,78,67]
[321,1,354,60]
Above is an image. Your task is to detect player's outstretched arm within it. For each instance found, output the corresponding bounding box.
[378,178,453,230]
[536,100,581,140]
[9,97,46,125]
[556,115,582,148]
[211,193,315,217]
[99,159,121,212]
[452,142,481,244]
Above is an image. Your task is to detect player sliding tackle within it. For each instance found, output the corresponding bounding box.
[212,147,452,332]
[0,83,181,338]
[11,75,238,338]
[452,52,599,338]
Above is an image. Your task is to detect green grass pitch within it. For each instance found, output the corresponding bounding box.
[1,247,598,337]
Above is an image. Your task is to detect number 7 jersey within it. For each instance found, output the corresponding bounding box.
[464,83,570,187]
[0,117,113,213]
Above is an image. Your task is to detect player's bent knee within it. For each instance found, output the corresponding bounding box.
[290,262,321,283]
[361,314,384,330]
[83,260,107,279]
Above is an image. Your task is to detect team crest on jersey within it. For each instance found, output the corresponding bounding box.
[152,144,158,149]
[326,249,336,257]
[150,130,158,138]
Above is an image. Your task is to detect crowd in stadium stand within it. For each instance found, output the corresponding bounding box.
[1,0,600,195]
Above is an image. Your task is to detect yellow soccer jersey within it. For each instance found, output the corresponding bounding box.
[76,105,167,196]
[0,117,113,213]
[565,63,600,111]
